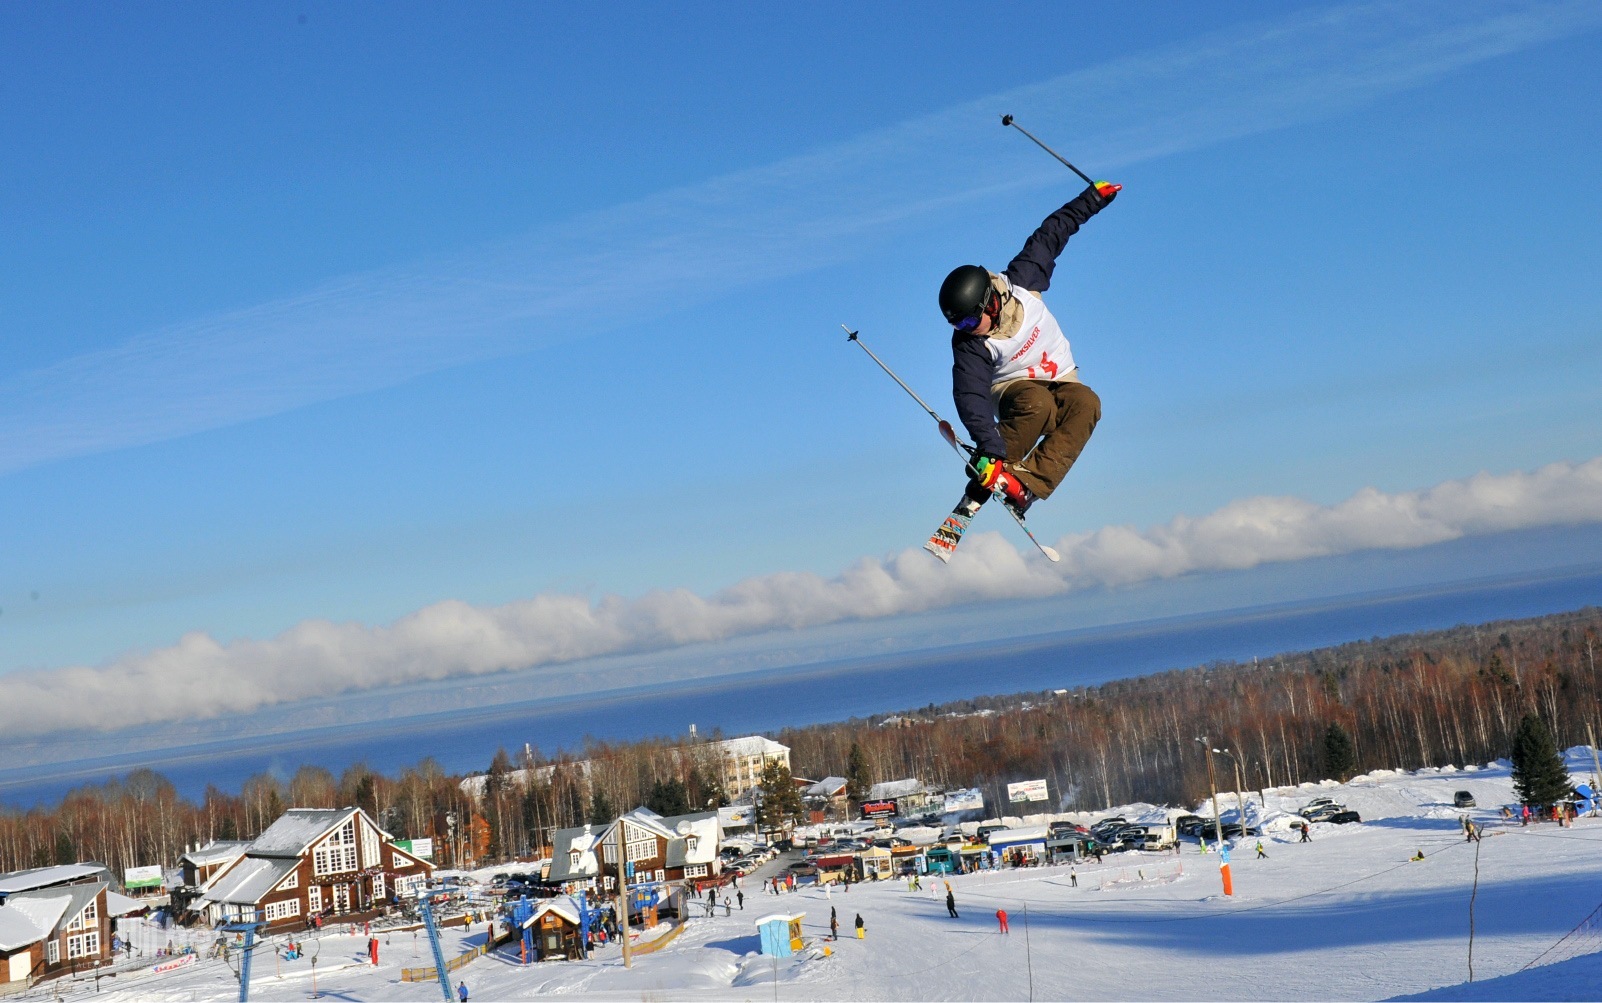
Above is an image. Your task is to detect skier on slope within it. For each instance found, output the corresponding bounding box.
[939,180,1120,519]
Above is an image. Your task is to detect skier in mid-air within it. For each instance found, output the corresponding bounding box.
[938,179,1120,521]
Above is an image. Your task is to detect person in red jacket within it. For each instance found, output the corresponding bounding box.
[996,909,1009,934]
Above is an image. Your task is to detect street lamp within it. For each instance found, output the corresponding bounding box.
[1211,748,1249,830]
[1194,738,1224,846]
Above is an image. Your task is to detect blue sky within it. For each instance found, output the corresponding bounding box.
[2,2,1601,738]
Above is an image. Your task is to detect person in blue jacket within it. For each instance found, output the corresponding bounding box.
[457,981,469,1002]
[939,180,1120,516]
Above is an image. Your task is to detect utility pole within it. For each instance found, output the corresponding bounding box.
[1588,722,1602,811]
[615,818,632,969]
[1196,738,1224,847]
[1215,748,1248,827]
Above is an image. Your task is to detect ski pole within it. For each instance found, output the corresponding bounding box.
[843,325,970,454]
[1000,115,1095,188]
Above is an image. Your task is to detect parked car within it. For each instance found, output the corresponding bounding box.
[1453,791,1477,808]
[1328,810,1362,824]
[1304,797,1339,811]
[1301,804,1343,821]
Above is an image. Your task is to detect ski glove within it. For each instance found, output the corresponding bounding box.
[1094,180,1122,203]
[971,455,1005,489]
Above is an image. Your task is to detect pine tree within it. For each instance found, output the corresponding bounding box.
[589,789,615,827]
[645,778,689,817]
[1322,723,1356,781]
[757,760,804,834]
[845,743,871,819]
[1511,713,1571,807]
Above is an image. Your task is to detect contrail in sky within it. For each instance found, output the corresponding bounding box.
[1,1,1596,474]
[2,457,1600,737]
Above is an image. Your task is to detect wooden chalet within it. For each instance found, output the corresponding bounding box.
[595,808,722,893]
[521,896,587,961]
[197,807,433,933]
[0,865,113,988]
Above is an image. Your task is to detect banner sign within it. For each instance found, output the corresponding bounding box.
[124,865,163,890]
[152,954,196,975]
[859,800,898,818]
[1006,780,1049,803]
[395,838,434,860]
[942,789,985,814]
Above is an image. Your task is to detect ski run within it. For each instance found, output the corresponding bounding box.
[45,749,1602,1002]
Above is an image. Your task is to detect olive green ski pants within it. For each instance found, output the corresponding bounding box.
[996,379,1101,500]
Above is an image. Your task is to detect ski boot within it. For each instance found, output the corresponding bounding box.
[973,456,1035,516]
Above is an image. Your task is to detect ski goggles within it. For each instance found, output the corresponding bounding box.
[951,286,998,332]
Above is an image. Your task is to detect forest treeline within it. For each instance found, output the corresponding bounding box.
[2,605,1597,877]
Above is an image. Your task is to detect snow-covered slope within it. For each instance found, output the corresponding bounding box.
[51,751,1602,1002]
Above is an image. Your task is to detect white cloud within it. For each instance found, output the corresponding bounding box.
[11,458,1602,738]
[2,1,1596,474]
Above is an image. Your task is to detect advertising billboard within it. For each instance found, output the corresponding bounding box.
[1006,779,1049,803]
[124,865,163,890]
[394,838,434,860]
[942,788,985,814]
[719,805,756,828]
[859,799,898,819]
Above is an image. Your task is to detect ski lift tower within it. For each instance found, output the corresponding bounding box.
[219,911,267,1003]
[418,880,458,1003]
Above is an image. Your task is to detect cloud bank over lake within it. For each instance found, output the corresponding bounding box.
[8,458,1602,738]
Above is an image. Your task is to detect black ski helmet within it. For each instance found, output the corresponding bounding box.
[939,265,993,328]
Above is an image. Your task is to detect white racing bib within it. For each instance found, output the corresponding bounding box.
[985,283,1075,390]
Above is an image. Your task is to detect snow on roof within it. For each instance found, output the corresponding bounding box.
[867,778,926,800]
[524,895,584,928]
[987,826,1050,846]
[662,813,721,868]
[0,893,70,951]
[0,863,109,895]
[708,735,790,759]
[182,840,251,867]
[248,808,359,857]
[202,857,299,906]
[806,777,847,796]
[546,827,601,883]
[105,891,148,917]
[753,913,802,927]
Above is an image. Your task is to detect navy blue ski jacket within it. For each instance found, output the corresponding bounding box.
[951,184,1111,459]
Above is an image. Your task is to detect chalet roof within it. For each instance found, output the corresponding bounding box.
[805,777,847,797]
[202,857,299,906]
[522,895,584,928]
[248,808,363,857]
[105,891,148,917]
[545,827,601,883]
[661,813,720,868]
[0,893,70,951]
[0,863,109,897]
[181,840,251,867]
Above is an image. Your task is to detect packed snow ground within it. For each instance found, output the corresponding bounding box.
[51,752,1602,1002]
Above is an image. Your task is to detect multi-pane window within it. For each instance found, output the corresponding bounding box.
[66,900,98,931]
[264,899,301,922]
[277,872,298,891]
[47,940,60,964]
[627,838,656,862]
[360,820,380,870]
[307,885,322,913]
[570,851,582,869]
[372,874,385,900]
[66,932,99,960]
[685,863,708,878]
[314,820,358,875]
